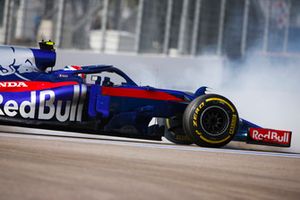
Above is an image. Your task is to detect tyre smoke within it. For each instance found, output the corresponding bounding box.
[218,53,300,153]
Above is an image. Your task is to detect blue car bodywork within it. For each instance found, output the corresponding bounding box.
[0,43,263,145]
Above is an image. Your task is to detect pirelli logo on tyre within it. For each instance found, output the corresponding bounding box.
[229,114,237,135]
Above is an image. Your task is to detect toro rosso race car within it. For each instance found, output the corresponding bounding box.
[0,41,292,148]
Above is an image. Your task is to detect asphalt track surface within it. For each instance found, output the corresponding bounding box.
[0,125,300,200]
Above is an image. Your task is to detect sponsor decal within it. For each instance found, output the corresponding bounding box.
[0,81,78,92]
[229,114,237,135]
[0,81,28,88]
[0,85,86,122]
[247,128,292,147]
[193,102,204,128]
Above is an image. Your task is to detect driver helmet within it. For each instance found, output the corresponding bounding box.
[64,65,86,79]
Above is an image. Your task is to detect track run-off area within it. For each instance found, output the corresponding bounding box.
[0,125,300,200]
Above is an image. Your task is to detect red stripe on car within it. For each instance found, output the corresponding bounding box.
[0,81,78,92]
[102,87,184,102]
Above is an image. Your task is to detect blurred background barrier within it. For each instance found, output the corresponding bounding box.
[0,0,299,59]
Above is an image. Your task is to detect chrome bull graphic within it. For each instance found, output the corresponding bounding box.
[0,46,56,81]
[0,46,38,78]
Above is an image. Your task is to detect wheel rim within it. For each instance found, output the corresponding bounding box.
[200,106,229,136]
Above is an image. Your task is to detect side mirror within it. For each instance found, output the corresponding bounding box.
[91,75,102,85]
[91,75,99,81]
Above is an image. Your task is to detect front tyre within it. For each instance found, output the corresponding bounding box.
[183,94,239,148]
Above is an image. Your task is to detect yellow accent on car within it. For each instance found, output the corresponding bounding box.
[193,120,198,127]
[229,114,237,135]
[199,134,231,144]
[206,98,235,112]
[195,130,202,136]
[193,113,197,121]
[198,102,205,110]
[45,41,55,45]
[166,118,171,129]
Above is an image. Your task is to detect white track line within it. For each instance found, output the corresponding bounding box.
[1,131,300,159]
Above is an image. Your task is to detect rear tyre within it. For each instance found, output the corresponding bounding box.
[183,94,239,148]
[158,117,193,145]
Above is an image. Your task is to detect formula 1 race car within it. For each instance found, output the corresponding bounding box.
[0,41,292,148]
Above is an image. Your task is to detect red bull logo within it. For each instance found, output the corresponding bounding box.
[247,128,292,147]
[0,85,86,122]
